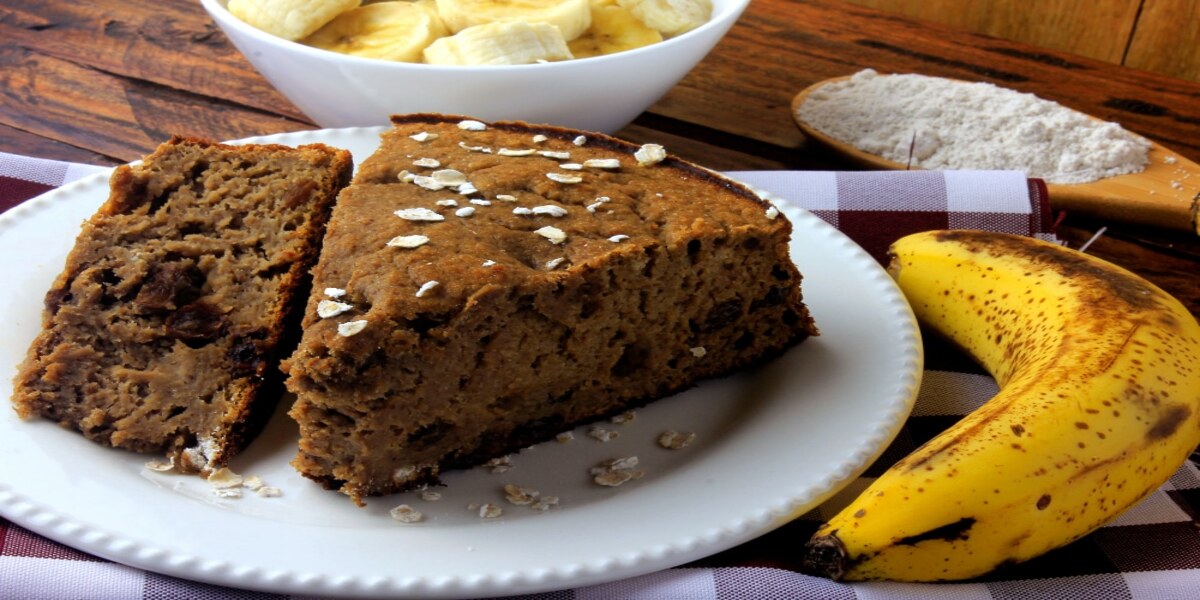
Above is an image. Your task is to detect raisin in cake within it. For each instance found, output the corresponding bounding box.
[12,136,353,472]
[283,114,817,502]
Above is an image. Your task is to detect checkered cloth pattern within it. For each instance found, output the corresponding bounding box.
[2,152,1197,599]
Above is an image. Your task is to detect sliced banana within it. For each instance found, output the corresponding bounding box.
[228,0,362,41]
[304,1,449,63]
[569,2,662,58]
[423,21,574,65]
[434,0,593,41]
[616,0,710,37]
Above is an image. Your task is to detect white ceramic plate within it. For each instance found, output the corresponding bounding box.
[0,128,921,598]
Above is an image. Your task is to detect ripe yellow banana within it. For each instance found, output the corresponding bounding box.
[434,0,593,41]
[228,0,362,41]
[569,0,663,58]
[804,230,1200,581]
[304,1,448,63]
[423,21,573,64]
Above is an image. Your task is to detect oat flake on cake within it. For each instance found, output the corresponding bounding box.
[795,69,1151,184]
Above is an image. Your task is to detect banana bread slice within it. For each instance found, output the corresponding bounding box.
[12,136,353,472]
[283,114,817,503]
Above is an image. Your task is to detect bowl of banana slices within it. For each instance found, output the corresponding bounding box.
[201,0,750,132]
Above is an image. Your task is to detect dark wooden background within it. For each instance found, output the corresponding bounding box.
[1,0,1197,317]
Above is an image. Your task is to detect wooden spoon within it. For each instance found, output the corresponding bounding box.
[791,77,1200,235]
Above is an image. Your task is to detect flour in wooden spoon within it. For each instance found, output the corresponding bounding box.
[796,70,1151,184]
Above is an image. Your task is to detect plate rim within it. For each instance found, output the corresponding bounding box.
[0,127,922,598]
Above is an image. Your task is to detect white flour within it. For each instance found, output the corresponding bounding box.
[795,69,1151,184]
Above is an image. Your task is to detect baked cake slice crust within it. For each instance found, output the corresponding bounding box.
[284,115,818,503]
[12,136,353,472]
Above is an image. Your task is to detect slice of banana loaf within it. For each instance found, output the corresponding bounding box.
[12,136,353,472]
[284,114,817,503]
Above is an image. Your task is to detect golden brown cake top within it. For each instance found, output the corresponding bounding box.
[299,114,791,346]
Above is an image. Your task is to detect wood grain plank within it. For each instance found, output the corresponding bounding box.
[1124,0,1200,83]
[647,0,1200,162]
[0,0,307,121]
[841,0,1141,64]
[0,123,118,166]
[0,47,312,162]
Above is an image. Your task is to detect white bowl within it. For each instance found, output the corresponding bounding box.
[200,0,751,133]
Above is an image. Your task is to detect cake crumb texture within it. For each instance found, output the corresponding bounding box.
[284,114,817,503]
[12,136,353,472]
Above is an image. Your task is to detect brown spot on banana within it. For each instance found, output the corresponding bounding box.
[1146,404,1191,441]
[930,231,1167,312]
[1067,452,1126,484]
[897,396,1022,472]
[896,517,976,546]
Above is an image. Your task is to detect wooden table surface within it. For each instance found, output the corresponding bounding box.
[1,0,1197,319]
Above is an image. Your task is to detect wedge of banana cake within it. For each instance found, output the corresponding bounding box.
[282,114,817,504]
[12,137,353,472]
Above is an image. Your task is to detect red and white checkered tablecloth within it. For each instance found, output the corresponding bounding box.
[2,152,1197,599]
